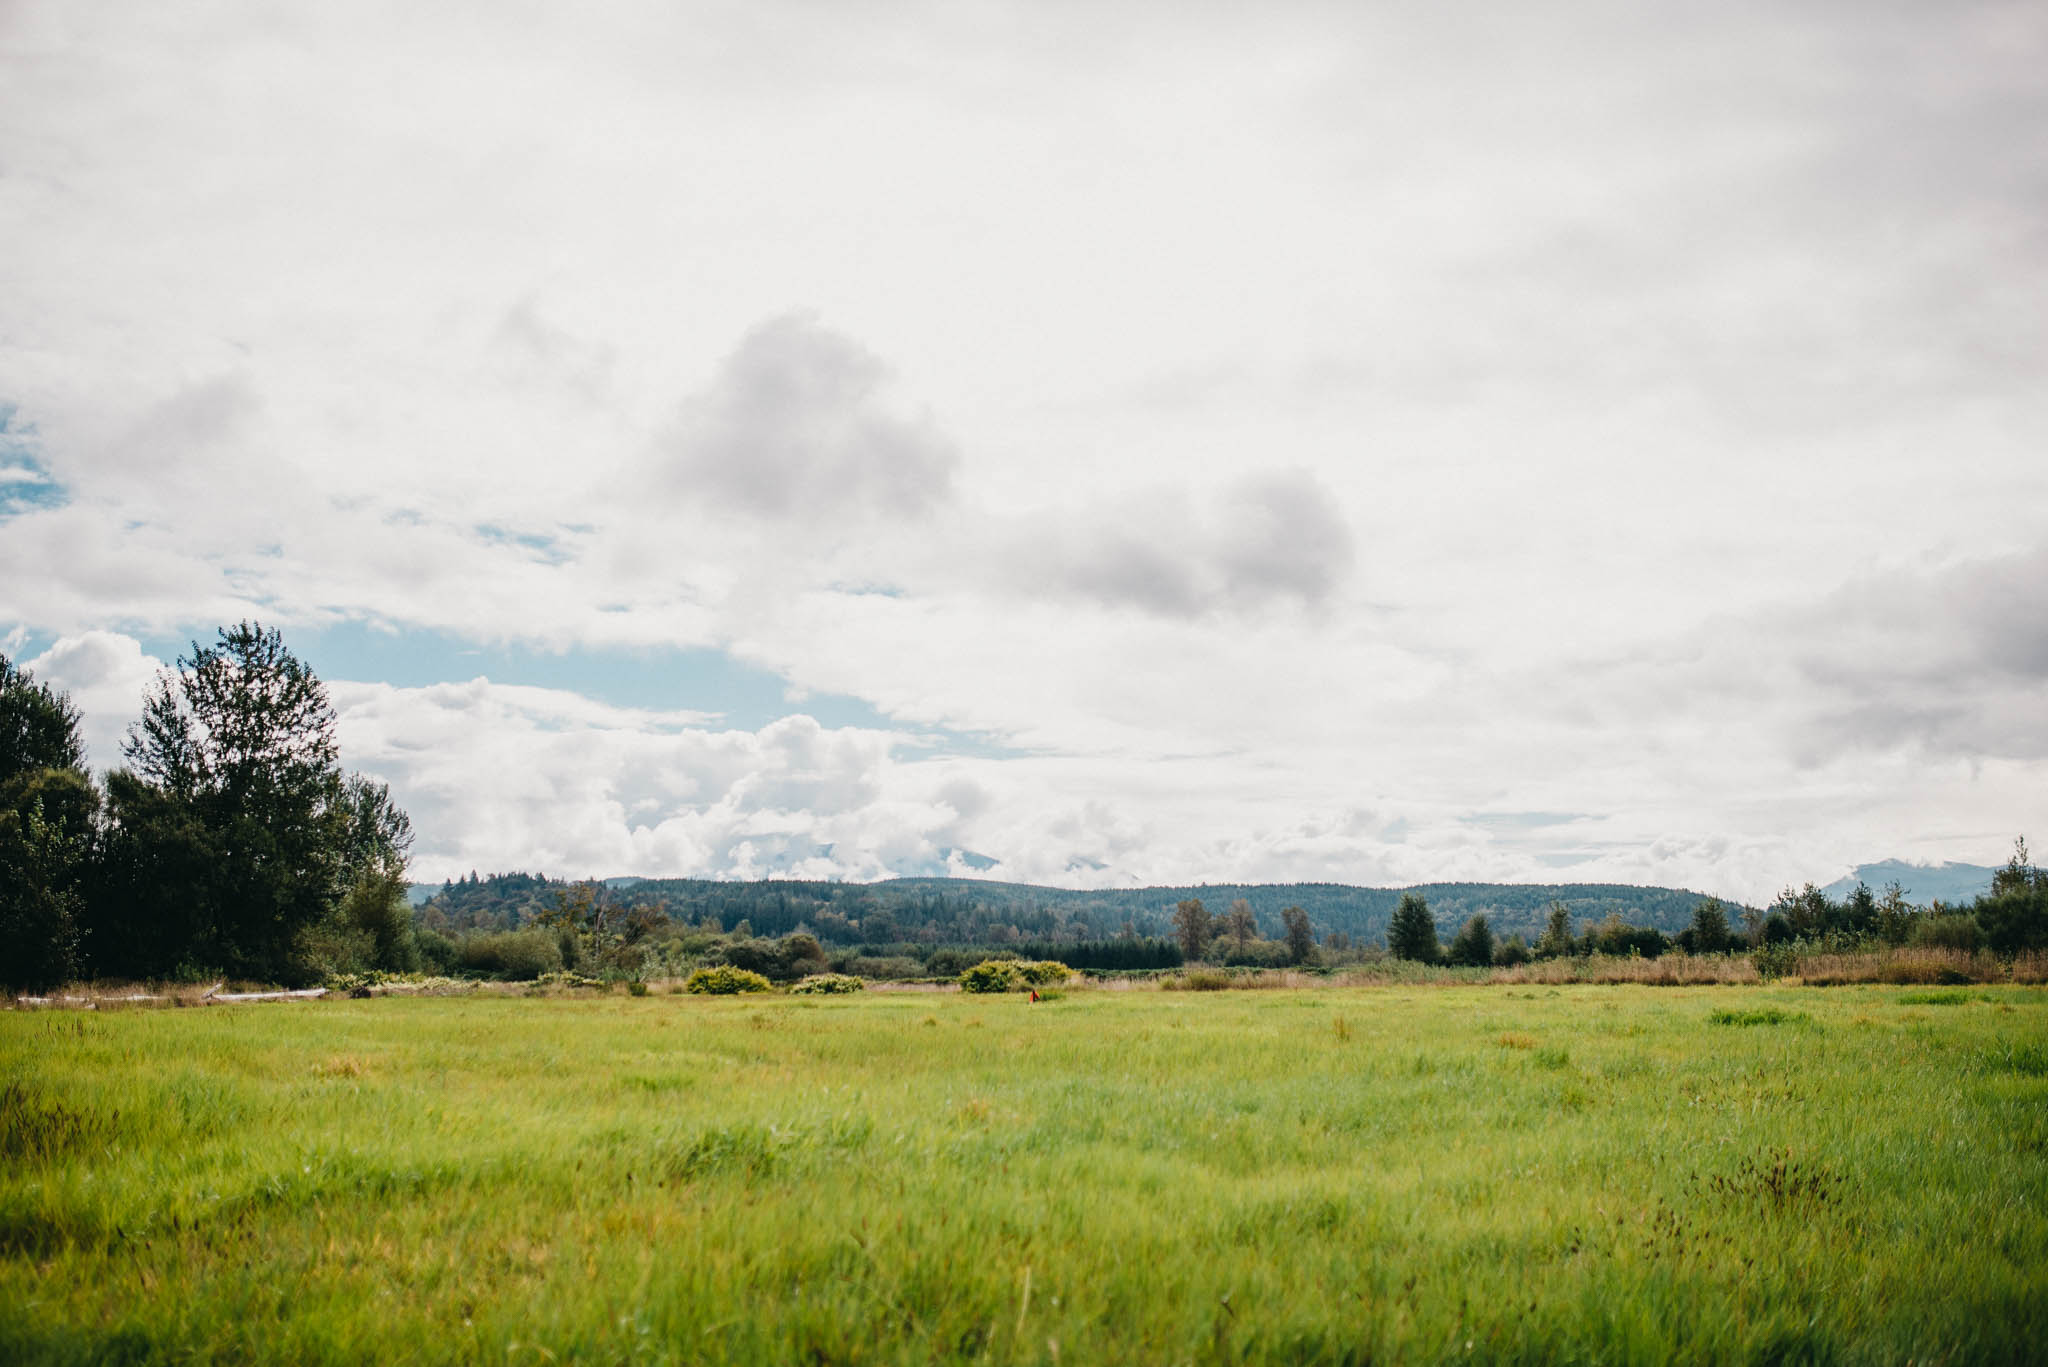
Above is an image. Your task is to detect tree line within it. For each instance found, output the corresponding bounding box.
[1,626,414,990]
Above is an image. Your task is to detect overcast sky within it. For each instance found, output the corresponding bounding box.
[4,0,2044,902]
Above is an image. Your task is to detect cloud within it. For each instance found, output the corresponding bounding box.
[650,314,959,524]
[1004,469,1355,619]
[24,630,164,770]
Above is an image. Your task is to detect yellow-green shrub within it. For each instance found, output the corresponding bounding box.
[685,965,772,995]
[791,973,864,995]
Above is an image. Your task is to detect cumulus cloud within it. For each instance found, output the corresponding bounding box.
[650,314,959,524]
[331,678,963,880]
[24,631,164,770]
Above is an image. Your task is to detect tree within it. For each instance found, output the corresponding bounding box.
[1535,902,1574,958]
[95,622,410,984]
[0,655,96,990]
[0,653,85,782]
[1877,882,1916,946]
[1386,892,1438,963]
[1682,898,1733,954]
[1223,898,1257,947]
[1977,836,2046,956]
[1446,914,1494,967]
[1172,897,1212,962]
[1281,905,1314,965]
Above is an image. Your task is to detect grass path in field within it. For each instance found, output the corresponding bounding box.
[4,984,2045,1364]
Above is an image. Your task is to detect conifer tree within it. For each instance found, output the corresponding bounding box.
[1386,892,1439,963]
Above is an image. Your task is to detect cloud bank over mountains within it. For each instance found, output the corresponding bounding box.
[2,0,2044,903]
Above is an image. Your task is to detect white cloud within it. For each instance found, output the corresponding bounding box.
[24,631,164,770]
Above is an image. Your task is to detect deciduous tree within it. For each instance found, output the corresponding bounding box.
[1172,897,1212,962]
[1281,905,1314,965]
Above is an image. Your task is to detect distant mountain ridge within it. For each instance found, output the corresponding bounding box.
[411,872,1725,945]
[1820,860,1996,907]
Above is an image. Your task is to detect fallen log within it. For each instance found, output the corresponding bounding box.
[207,987,329,1003]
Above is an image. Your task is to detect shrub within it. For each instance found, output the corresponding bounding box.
[627,980,649,996]
[456,929,563,980]
[959,960,1024,993]
[791,973,865,995]
[685,965,772,995]
[414,927,459,974]
[1751,943,1796,981]
[1015,960,1071,986]
[1163,968,1233,991]
[1913,913,1985,953]
[844,955,923,980]
[929,947,1000,977]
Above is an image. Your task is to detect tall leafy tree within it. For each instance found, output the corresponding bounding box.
[1223,897,1257,946]
[1,653,86,781]
[1280,905,1314,965]
[1535,902,1575,958]
[1172,897,1212,962]
[1386,892,1439,963]
[0,654,97,989]
[96,623,410,983]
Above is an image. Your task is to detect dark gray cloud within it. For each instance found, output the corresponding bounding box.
[654,314,958,523]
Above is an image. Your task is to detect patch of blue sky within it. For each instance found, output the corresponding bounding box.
[0,403,66,518]
[281,620,1024,756]
[473,522,572,565]
[1465,811,1591,831]
[3,612,1024,757]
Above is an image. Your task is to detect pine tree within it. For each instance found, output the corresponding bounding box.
[1447,914,1494,967]
[1386,892,1439,963]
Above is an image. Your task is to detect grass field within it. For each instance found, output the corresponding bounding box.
[4,984,2046,1364]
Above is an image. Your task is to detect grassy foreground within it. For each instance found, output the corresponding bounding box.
[4,985,2045,1365]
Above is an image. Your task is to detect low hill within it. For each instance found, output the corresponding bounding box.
[414,872,1726,947]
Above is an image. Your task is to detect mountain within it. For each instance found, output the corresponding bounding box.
[1820,860,1996,907]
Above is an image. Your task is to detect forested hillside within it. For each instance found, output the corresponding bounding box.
[416,872,1719,946]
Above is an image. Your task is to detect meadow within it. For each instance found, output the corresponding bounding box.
[3,983,2045,1365]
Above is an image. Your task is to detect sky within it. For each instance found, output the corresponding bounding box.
[3,0,2044,903]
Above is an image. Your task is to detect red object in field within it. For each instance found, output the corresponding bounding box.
[1029,989,1039,1003]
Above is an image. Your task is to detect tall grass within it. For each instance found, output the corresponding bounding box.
[3,984,2045,1363]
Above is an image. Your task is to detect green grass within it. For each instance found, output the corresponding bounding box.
[4,984,2046,1364]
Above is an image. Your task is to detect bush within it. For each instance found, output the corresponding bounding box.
[1163,968,1233,991]
[1751,942,1796,981]
[457,929,563,980]
[414,927,459,974]
[1015,960,1071,986]
[1912,914,1984,953]
[843,955,923,980]
[928,947,998,977]
[685,965,773,995]
[791,973,865,995]
[959,960,1024,993]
